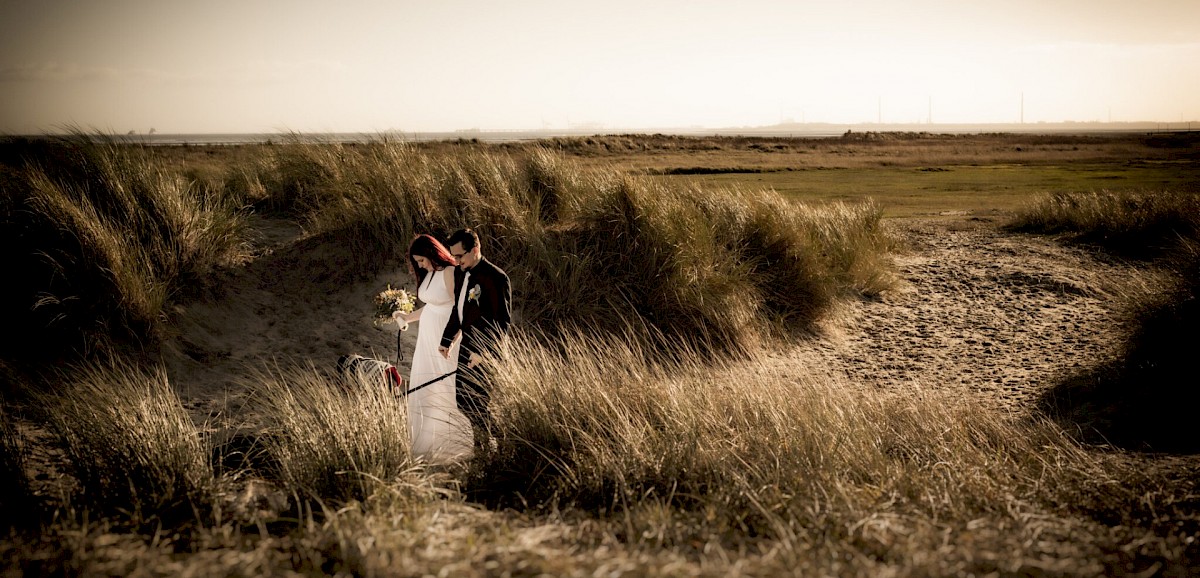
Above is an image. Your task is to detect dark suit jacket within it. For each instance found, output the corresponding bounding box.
[441,257,512,358]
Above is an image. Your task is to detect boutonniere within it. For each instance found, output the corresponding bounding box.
[468,285,482,304]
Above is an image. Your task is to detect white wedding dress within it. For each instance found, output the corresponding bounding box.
[408,269,473,462]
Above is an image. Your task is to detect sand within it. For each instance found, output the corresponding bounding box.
[164,215,1151,428]
[792,217,1148,415]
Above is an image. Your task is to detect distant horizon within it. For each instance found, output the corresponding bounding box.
[3,1,1197,136]
[6,119,1197,144]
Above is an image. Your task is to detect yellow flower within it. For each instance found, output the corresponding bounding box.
[373,284,415,321]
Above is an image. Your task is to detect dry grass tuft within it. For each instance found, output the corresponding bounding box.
[2,329,1194,576]
[1008,190,1200,258]
[4,134,1196,575]
[33,359,217,530]
[456,329,1186,574]
[242,139,897,356]
[241,362,429,505]
[0,406,39,528]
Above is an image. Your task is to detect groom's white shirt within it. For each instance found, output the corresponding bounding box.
[457,270,471,323]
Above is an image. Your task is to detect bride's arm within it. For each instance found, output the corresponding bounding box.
[444,266,456,298]
[399,305,424,324]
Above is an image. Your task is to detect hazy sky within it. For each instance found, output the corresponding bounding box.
[2,0,1198,134]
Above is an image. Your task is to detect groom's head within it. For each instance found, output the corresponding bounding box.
[448,228,481,270]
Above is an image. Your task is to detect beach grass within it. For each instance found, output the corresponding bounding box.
[32,359,218,532]
[285,141,897,353]
[0,133,902,364]
[240,361,424,505]
[0,405,39,529]
[4,333,1196,576]
[2,132,1198,576]
[0,132,252,360]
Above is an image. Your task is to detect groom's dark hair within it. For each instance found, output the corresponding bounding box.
[447,228,480,251]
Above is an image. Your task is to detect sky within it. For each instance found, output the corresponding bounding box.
[2,0,1198,134]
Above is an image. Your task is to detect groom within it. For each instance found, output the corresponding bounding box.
[439,228,512,450]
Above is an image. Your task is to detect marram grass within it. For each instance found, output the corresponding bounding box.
[203,139,898,358]
[453,329,1181,575]
[242,362,425,505]
[34,359,216,530]
[1,132,250,357]
[1008,189,1200,257]
[2,135,896,362]
[0,405,38,528]
[5,331,1192,576]
[479,330,1112,520]
[1012,189,1200,451]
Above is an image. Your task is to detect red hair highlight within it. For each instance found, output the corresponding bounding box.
[407,234,456,283]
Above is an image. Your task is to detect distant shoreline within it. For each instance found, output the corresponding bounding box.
[4,121,1196,146]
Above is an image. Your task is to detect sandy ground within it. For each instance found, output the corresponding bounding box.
[793,217,1147,415]
[165,217,423,418]
[164,215,1149,428]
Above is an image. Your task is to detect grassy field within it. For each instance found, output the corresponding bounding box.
[2,131,1199,576]
[560,132,1200,217]
[667,161,1199,217]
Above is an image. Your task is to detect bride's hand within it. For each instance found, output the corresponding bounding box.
[391,310,409,331]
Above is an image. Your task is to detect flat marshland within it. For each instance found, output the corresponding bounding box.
[2,131,1198,576]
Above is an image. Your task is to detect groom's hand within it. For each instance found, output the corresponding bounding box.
[467,352,482,369]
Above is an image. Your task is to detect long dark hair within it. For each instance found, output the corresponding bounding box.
[407,234,456,285]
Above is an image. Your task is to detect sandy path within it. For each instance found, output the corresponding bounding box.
[168,218,418,417]
[795,218,1144,414]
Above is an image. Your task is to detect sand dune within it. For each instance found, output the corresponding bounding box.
[167,215,1148,429]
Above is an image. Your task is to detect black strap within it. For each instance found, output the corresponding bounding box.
[396,327,404,363]
[404,370,457,396]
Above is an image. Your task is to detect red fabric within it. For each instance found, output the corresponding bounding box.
[386,366,403,389]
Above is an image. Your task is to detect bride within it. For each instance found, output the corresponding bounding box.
[393,234,473,462]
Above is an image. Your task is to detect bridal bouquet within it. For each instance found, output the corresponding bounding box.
[373,285,415,329]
